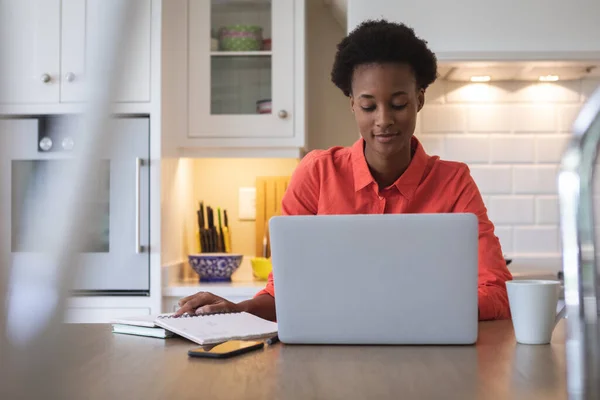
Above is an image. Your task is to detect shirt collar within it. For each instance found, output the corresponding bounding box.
[350,136,429,200]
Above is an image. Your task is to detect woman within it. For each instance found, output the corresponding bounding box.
[176,19,513,321]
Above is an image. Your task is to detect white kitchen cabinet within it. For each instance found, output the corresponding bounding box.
[0,0,61,104]
[348,0,600,61]
[61,0,152,103]
[170,0,304,149]
[0,0,152,106]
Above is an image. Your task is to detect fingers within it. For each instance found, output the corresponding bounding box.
[173,301,196,317]
[177,292,211,312]
[195,301,237,316]
[174,292,224,316]
[174,292,209,316]
[195,304,224,315]
[178,291,205,307]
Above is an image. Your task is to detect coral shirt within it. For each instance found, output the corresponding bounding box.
[256,136,513,321]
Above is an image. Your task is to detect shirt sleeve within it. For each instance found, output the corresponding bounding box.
[254,152,321,298]
[453,165,513,321]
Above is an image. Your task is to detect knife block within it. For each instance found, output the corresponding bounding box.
[255,176,290,257]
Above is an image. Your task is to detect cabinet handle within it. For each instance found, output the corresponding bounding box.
[40,73,52,84]
[278,110,288,119]
[135,158,145,254]
[65,72,76,83]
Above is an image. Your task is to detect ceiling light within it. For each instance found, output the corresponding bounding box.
[470,75,491,82]
[539,75,559,82]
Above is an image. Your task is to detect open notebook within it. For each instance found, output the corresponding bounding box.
[153,312,278,345]
[112,312,278,345]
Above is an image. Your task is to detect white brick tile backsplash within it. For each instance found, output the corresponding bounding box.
[482,195,490,208]
[513,165,559,194]
[417,134,445,157]
[488,196,535,225]
[493,226,513,254]
[469,166,512,194]
[446,82,508,103]
[581,79,600,100]
[412,79,598,257]
[513,81,581,103]
[512,105,557,133]
[535,135,570,163]
[414,113,422,135]
[421,105,466,133]
[445,134,489,163]
[559,105,583,132]
[490,135,535,163]
[536,196,559,224]
[514,227,559,254]
[424,80,445,104]
[467,105,512,132]
[446,81,580,104]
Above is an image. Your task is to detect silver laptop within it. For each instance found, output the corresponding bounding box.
[269,213,479,345]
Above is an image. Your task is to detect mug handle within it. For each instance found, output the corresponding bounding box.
[554,303,567,328]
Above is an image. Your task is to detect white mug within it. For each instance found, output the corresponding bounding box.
[506,280,566,345]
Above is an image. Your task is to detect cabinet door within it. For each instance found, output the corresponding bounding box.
[0,0,60,104]
[188,0,295,138]
[60,0,152,103]
[348,0,600,58]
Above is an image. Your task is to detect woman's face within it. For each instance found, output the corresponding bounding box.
[350,63,424,159]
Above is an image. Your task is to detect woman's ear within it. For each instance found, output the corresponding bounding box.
[417,89,425,112]
[349,96,355,114]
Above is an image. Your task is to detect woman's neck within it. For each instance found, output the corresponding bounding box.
[364,141,413,190]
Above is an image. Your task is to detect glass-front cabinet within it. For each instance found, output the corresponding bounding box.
[188,0,296,139]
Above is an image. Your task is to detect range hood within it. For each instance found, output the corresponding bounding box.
[437,61,600,82]
[325,0,600,82]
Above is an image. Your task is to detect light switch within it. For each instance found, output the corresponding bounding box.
[238,187,256,220]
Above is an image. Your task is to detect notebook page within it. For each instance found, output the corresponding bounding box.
[111,313,173,328]
[153,312,278,345]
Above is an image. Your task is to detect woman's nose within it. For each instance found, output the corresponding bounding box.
[375,106,394,128]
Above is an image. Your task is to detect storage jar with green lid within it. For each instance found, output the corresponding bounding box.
[219,25,263,51]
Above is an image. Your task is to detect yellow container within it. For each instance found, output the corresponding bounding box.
[251,257,272,281]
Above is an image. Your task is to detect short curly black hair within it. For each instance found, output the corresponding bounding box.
[331,19,438,97]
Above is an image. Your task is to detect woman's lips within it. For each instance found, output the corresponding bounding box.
[373,133,399,143]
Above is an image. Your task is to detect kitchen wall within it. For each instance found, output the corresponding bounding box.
[305,0,357,151]
[188,158,299,257]
[161,157,298,268]
[415,77,600,268]
[161,158,197,267]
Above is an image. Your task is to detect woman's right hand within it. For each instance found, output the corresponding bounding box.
[174,291,241,317]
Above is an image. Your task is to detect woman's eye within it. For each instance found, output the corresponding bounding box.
[361,106,376,112]
[392,104,408,110]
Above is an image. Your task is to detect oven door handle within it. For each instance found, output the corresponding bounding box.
[135,157,145,254]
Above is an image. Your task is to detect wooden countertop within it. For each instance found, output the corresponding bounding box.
[57,320,567,399]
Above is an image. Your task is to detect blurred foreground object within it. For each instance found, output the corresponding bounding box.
[558,81,600,399]
[0,1,138,398]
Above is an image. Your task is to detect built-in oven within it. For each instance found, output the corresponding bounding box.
[0,115,150,295]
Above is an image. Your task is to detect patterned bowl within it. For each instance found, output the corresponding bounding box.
[219,25,263,51]
[188,253,243,282]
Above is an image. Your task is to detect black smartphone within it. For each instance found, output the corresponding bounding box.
[188,340,264,359]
